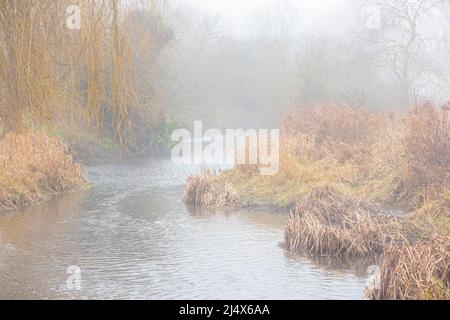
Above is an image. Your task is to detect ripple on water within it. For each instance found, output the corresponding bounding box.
[0,156,368,299]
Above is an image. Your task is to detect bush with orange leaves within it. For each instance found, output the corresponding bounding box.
[0,132,86,212]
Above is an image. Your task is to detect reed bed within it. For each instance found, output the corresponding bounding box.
[184,102,449,299]
[183,171,238,209]
[367,235,449,300]
[0,133,86,212]
[284,186,399,257]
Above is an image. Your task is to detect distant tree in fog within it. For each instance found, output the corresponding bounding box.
[358,0,450,106]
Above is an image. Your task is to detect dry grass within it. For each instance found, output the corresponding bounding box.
[401,190,450,243]
[282,104,383,145]
[183,171,238,209]
[367,235,449,300]
[365,102,449,208]
[184,102,449,299]
[214,104,386,208]
[284,186,399,257]
[212,102,449,209]
[0,132,86,212]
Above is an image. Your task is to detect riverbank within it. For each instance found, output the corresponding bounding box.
[0,132,87,213]
[0,120,176,213]
[0,155,368,299]
[183,102,450,300]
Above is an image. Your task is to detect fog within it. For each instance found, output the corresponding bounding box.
[188,0,353,37]
[0,0,448,301]
[144,0,450,129]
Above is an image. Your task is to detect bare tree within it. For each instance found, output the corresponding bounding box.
[359,0,450,106]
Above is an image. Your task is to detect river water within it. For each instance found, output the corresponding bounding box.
[0,156,369,299]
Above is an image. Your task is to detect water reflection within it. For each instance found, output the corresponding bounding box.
[286,253,381,278]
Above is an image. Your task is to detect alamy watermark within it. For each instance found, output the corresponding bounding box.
[171,121,280,176]
[366,265,381,291]
[65,265,82,290]
[365,6,381,30]
[66,5,81,31]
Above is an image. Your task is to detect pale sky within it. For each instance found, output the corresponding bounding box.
[185,0,355,37]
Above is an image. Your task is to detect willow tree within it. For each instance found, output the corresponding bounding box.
[0,0,63,132]
[0,0,146,147]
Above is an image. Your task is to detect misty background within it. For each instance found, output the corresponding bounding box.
[137,0,449,130]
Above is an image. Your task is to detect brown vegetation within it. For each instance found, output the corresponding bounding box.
[366,102,450,208]
[210,101,449,210]
[0,1,172,211]
[368,235,449,300]
[185,102,449,299]
[0,1,172,150]
[183,171,238,209]
[0,133,86,212]
[284,186,399,257]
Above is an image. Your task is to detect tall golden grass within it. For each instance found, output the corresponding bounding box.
[0,133,86,212]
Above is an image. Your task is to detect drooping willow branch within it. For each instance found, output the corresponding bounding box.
[0,0,145,147]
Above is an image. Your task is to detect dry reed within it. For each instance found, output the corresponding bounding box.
[367,235,449,300]
[184,103,449,298]
[284,186,399,257]
[0,133,86,212]
[183,171,238,209]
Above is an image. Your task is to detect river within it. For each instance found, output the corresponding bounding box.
[0,156,369,299]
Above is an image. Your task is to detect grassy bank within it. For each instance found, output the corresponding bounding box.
[185,102,449,212]
[0,132,86,213]
[183,102,450,299]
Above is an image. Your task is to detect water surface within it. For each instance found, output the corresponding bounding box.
[0,156,368,299]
